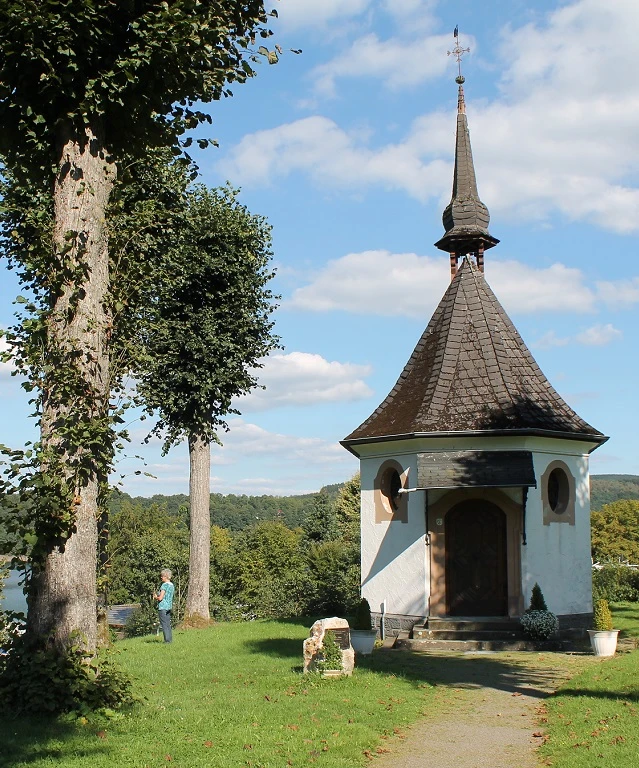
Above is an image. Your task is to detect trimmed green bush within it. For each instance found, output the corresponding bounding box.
[527,582,548,612]
[352,597,373,630]
[593,598,614,631]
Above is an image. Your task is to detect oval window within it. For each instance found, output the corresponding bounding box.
[547,467,569,514]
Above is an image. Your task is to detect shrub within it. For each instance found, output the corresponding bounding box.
[527,583,548,612]
[317,630,343,672]
[352,598,372,630]
[592,565,639,603]
[125,599,159,638]
[593,598,614,631]
[520,610,559,640]
[0,633,134,715]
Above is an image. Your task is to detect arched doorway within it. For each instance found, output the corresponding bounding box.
[445,499,508,616]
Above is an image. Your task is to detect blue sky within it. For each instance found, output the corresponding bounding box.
[1,0,638,497]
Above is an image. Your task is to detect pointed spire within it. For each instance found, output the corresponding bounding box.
[435,31,498,278]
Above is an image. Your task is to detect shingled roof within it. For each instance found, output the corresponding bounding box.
[343,258,606,446]
[434,83,499,256]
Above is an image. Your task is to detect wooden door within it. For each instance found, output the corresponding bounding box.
[445,499,507,616]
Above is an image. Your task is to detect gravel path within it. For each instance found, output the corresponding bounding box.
[373,651,588,768]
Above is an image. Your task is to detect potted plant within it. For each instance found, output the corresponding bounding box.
[520,584,559,640]
[588,598,619,657]
[349,598,377,655]
[317,630,345,677]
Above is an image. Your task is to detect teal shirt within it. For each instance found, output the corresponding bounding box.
[158,581,174,610]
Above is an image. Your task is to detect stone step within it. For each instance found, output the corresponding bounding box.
[395,637,570,652]
[420,618,522,632]
[413,629,525,641]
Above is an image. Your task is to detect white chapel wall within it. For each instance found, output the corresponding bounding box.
[521,446,593,617]
[359,454,428,619]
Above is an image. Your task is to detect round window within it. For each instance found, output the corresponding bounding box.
[547,467,569,514]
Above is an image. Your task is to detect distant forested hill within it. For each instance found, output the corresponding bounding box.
[107,485,342,531]
[591,475,639,511]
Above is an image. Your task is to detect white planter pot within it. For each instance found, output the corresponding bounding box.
[350,629,377,655]
[588,629,620,657]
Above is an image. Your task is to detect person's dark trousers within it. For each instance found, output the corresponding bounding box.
[159,609,172,643]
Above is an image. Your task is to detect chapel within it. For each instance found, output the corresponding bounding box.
[341,64,607,639]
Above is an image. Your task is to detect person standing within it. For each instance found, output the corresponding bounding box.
[155,568,175,643]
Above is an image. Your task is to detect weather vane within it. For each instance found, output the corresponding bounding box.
[447,26,470,84]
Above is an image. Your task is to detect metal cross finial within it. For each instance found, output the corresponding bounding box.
[447,26,470,83]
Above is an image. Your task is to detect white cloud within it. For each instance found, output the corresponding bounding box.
[235,351,372,412]
[274,0,371,30]
[533,331,570,350]
[575,323,622,346]
[596,277,639,308]
[488,261,595,315]
[533,323,622,349]
[220,0,639,233]
[290,250,448,317]
[311,32,451,95]
[217,115,450,201]
[290,251,596,318]
[218,419,348,465]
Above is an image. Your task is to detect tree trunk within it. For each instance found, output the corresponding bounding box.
[185,433,211,621]
[27,122,116,652]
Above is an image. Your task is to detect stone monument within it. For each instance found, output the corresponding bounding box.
[303,617,355,675]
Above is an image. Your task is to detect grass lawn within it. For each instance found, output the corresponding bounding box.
[0,619,448,768]
[538,603,639,768]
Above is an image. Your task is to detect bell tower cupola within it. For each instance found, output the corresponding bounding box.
[434,30,499,279]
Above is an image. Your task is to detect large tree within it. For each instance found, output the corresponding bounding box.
[136,184,278,622]
[0,1,278,650]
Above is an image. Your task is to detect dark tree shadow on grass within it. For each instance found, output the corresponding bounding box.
[0,717,113,768]
[246,622,591,701]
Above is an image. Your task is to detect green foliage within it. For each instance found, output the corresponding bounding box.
[0,1,278,182]
[592,565,639,602]
[593,598,614,631]
[211,521,306,620]
[124,600,158,639]
[0,634,134,716]
[303,488,340,543]
[317,630,343,672]
[106,501,188,612]
[335,473,361,546]
[520,610,559,640]
[304,540,360,617]
[352,598,373,631]
[591,499,639,564]
[591,475,639,511]
[135,183,279,450]
[527,583,549,612]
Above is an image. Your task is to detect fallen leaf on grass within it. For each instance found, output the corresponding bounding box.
[165,756,172,762]
[203,741,213,748]
[610,736,626,745]
[96,731,107,739]
[376,747,391,754]
[243,744,253,750]
[286,725,299,731]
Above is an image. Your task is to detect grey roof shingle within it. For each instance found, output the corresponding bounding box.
[434,85,498,255]
[343,258,605,444]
